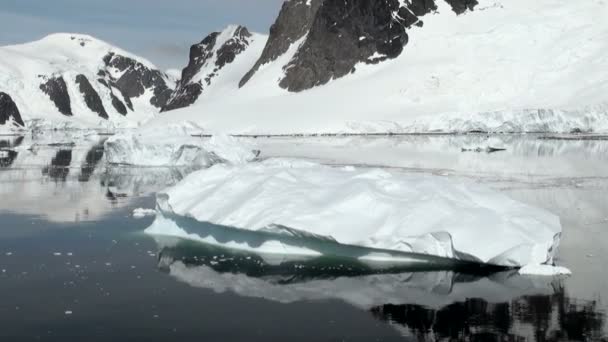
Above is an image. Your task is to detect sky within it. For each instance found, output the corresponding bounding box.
[0,0,283,70]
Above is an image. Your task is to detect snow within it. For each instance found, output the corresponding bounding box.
[0,33,166,130]
[146,158,563,267]
[104,123,258,166]
[519,264,572,276]
[133,208,157,218]
[145,0,608,134]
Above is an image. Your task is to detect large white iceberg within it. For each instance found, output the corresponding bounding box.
[104,123,258,166]
[147,159,562,268]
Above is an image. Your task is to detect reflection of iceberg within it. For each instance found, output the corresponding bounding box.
[154,238,562,310]
[146,159,562,268]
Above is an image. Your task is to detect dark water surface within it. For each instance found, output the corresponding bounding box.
[0,133,606,341]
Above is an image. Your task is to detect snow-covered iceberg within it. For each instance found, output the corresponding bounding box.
[104,123,258,166]
[146,159,563,268]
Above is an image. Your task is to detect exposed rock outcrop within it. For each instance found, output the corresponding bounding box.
[240,0,324,87]
[103,53,173,109]
[272,0,477,92]
[75,74,108,119]
[445,0,478,15]
[162,26,253,112]
[0,92,24,127]
[39,76,72,116]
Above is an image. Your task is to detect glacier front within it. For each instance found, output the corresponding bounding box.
[146,159,563,268]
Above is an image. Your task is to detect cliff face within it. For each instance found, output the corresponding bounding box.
[278,0,477,92]
[239,0,324,88]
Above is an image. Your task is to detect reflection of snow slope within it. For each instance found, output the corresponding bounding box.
[254,135,608,180]
[156,240,560,310]
[147,158,562,267]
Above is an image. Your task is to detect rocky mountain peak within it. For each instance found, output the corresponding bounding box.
[239,0,324,87]
[162,25,254,112]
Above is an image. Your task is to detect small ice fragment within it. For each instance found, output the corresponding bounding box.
[65,311,73,315]
[53,252,62,256]
[519,264,572,276]
[133,208,157,219]
[67,253,73,256]
[105,262,112,266]
[5,252,12,256]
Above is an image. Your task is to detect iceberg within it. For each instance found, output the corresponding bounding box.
[104,123,258,166]
[146,159,563,268]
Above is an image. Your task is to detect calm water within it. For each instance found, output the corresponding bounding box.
[0,133,606,341]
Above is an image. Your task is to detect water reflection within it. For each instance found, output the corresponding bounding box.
[0,135,191,222]
[372,291,606,341]
[155,238,606,340]
[42,149,72,181]
[78,142,105,182]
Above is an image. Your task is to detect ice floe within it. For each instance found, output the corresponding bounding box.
[133,208,157,218]
[519,264,572,276]
[146,159,563,269]
[104,123,258,166]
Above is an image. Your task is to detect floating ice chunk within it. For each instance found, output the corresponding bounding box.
[133,208,157,218]
[104,124,258,167]
[519,264,572,276]
[148,159,562,267]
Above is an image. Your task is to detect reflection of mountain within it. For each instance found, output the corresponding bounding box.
[372,289,606,341]
[156,239,606,340]
[0,135,188,222]
[154,238,564,310]
[42,149,72,181]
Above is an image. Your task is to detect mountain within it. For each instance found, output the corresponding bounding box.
[0,33,174,130]
[149,0,608,134]
[162,26,266,112]
[1,0,607,134]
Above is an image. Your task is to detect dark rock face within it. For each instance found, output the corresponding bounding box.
[0,92,24,127]
[279,0,410,92]
[103,53,172,109]
[444,0,478,14]
[276,0,477,92]
[75,75,108,119]
[162,26,252,112]
[239,0,324,87]
[39,77,72,116]
[110,93,128,115]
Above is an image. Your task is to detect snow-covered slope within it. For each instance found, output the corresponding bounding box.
[148,0,608,134]
[162,26,267,112]
[0,33,174,130]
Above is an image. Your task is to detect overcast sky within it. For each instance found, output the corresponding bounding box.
[0,0,283,69]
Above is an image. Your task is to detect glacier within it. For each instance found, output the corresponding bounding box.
[145,158,563,268]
